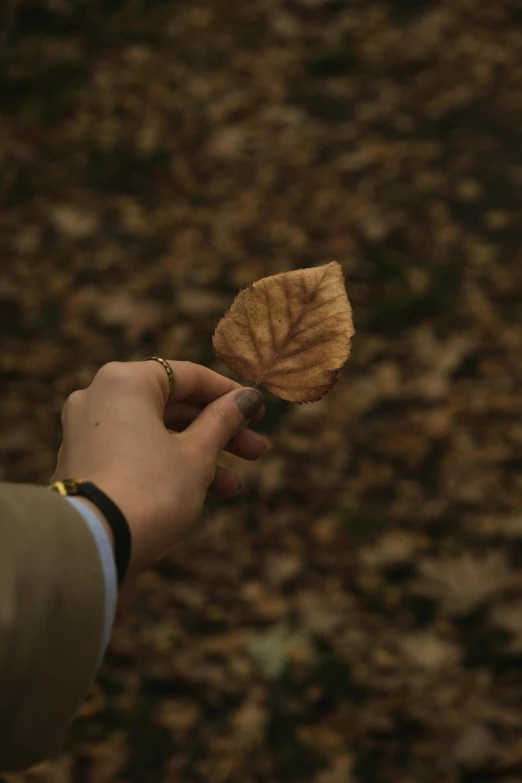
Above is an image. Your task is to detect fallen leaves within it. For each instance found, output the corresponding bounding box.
[155,698,202,734]
[399,632,461,672]
[245,623,314,680]
[213,262,354,402]
[4,0,522,781]
[414,553,522,616]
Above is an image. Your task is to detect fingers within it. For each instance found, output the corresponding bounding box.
[165,402,266,460]
[226,428,267,461]
[164,402,203,431]
[166,362,265,422]
[182,387,265,461]
[208,465,241,498]
[165,395,265,425]
[96,360,266,424]
[168,361,248,406]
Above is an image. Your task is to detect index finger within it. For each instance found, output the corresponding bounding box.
[165,361,265,421]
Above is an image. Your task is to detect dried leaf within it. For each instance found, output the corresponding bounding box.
[245,623,313,679]
[453,724,497,767]
[414,552,522,615]
[213,262,354,402]
[399,631,461,671]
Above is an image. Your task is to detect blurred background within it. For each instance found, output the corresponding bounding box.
[2,0,522,781]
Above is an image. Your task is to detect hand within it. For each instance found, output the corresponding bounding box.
[53,360,266,575]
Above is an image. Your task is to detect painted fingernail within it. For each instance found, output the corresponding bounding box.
[235,388,264,420]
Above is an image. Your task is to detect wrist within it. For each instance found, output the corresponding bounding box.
[51,478,131,585]
[84,476,145,576]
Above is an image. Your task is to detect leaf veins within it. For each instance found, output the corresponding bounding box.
[212,262,355,403]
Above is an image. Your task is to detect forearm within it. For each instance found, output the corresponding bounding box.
[0,483,107,772]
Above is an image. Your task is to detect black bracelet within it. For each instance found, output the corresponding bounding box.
[49,479,132,586]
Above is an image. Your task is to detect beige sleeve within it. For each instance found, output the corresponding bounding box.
[0,483,105,772]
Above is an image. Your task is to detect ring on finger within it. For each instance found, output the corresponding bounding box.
[142,356,175,398]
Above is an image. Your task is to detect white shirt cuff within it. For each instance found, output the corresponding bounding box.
[65,497,117,665]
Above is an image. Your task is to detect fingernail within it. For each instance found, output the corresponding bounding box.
[235,388,264,420]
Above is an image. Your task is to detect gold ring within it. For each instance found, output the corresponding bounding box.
[143,357,175,397]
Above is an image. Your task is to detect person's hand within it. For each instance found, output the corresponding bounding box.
[53,360,266,575]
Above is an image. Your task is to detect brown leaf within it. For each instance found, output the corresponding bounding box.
[213,262,354,402]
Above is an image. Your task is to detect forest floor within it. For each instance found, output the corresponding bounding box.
[2,1,522,781]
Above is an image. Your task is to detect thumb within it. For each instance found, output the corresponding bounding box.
[184,387,264,459]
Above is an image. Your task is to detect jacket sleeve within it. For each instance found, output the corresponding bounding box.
[0,482,106,772]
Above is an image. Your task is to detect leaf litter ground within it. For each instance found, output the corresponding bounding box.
[1,0,522,781]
